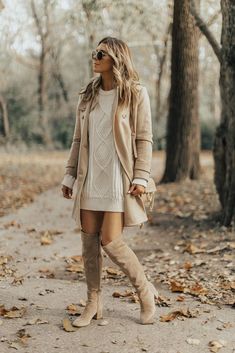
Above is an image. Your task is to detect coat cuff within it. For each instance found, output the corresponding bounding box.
[132,178,147,188]
[133,168,150,182]
[61,174,76,189]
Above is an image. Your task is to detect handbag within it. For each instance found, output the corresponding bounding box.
[140,176,157,212]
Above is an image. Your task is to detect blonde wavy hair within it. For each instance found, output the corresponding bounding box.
[79,37,140,108]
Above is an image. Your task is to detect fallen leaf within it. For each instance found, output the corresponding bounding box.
[186,338,200,345]
[98,320,109,326]
[112,290,134,298]
[16,328,31,344]
[11,276,24,285]
[184,244,205,254]
[106,267,122,276]
[207,245,230,253]
[0,255,13,265]
[66,304,81,315]
[208,340,226,352]
[38,289,55,296]
[70,255,83,262]
[176,295,186,302]
[170,280,186,293]
[156,295,171,307]
[0,305,27,318]
[24,317,49,325]
[189,282,208,296]
[9,341,21,350]
[160,307,199,322]
[66,264,84,273]
[38,268,55,278]
[62,318,76,332]
[40,235,53,245]
[183,262,193,270]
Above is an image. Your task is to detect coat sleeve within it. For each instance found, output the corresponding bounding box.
[61,95,82,185]
[133,86,153,182]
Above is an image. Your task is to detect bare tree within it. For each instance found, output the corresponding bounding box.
[30,0,53,146]
[190,0,235,226]
[0,95,9,138]
[49,46,69,104]
[81,0,99,78]
[0,0,4,11]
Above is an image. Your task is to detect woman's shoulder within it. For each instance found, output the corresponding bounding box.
[135,84,149,102]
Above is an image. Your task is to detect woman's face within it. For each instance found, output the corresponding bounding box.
[92,43,114,74]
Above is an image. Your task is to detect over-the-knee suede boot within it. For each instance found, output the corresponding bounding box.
[102,235,159,324]
[72,230,103,327]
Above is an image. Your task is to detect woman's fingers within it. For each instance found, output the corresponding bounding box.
[61,185,73,199]
[127,184,135,194]
[128,184,145,196]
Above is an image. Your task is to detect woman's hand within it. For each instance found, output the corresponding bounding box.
[61,185,73,199]
[128,183,145,196]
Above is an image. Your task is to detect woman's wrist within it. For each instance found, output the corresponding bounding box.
[61,174,76,189]
[132,178,147,188]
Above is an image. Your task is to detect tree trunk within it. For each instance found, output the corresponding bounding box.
[213,0,235,226]
[31,0,52,146]
[0,95,10,137]
[162,0,201,182]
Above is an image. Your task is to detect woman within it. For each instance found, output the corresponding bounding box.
[61,36,158,327]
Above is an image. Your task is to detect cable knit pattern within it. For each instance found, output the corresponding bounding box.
[80,87,125,211]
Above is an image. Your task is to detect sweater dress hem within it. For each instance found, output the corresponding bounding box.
[80,196,124,212]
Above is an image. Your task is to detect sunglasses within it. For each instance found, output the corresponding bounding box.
[91,49,108,60]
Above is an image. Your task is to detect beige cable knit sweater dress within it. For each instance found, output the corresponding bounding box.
[61,86,147,211]
[80,87,125,211]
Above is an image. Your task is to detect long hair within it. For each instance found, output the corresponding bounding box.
[79,36,140,108]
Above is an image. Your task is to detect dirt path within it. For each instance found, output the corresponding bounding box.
[0,153,234,353]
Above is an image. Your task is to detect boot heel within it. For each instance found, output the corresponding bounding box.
[93,305,103,319]
[149,282,159,299]
[93,297,103,320]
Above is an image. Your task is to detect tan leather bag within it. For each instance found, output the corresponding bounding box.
[140,176,157,212]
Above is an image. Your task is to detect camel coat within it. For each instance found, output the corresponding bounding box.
[62,84,153,229]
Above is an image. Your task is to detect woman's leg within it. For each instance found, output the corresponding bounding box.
[100,211,124,246]
[72,209,104,327]
[80,209,104,233]
[100,211,159,324]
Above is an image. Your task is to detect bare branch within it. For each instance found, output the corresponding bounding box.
[190,0,222,62]
[43,0,50,40]
[197,9,221,39]
[31,0,44,40]
[206,9,221,28]
[0,0,4,11]
[9,48,39,69]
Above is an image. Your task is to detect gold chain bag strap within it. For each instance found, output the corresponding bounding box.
[129,90,157,212]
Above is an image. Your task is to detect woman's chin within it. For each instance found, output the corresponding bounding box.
[93,67,101,73]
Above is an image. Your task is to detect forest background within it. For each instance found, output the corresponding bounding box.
[0,0,234,228]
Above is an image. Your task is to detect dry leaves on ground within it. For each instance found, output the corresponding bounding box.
[0,305,27,318]
[62,318,77,332]
[160,307,199,322]
[0,151,67,217]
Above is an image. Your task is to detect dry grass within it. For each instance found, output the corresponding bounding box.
[0,151,69,217]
